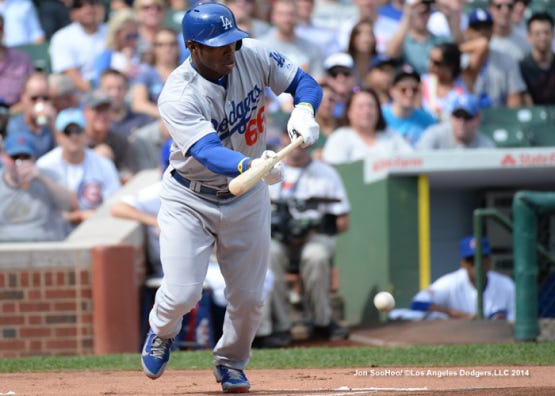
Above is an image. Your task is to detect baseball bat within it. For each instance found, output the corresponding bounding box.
[229,135,304,196]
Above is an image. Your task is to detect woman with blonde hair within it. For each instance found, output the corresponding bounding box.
[93,8,142,86]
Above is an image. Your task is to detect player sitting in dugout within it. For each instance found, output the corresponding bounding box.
[389,235,515,322]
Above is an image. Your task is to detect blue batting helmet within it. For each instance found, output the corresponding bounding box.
[182,2,248,47]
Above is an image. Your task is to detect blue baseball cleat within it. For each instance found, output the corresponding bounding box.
[213,365,251,393]
[141,329,174,379]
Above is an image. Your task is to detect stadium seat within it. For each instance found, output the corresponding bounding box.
[481,106,551,126]
[14,41,51,74]
[527,0,555,21]
[529,124,555,147]
[480,121,534,148]
[464,0,489,12]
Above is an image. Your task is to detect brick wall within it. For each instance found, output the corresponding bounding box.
[0,266,94,357]
[0,169,159,358]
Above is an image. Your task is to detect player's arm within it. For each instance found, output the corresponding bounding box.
[410,295,474,319]
[189,134,283,185]
[284,68,323,113]
[189,133,252,177]
[284,69,323,147]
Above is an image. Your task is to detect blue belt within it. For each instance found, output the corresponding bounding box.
[170,169,234,199]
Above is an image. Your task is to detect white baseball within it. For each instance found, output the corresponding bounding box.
[374,291,395,312]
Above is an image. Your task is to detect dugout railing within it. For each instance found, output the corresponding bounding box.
[473,192,555,341]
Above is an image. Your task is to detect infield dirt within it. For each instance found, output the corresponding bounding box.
[2,320,553,395]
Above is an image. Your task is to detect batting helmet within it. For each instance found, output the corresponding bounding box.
[182,2,248,47]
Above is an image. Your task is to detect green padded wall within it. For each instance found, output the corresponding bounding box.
[335,162,419,325]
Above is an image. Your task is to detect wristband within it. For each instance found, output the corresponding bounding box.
[237,157,251,174]
[296,102,314,114]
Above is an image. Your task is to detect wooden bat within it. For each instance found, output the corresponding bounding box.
[229,135,304,196]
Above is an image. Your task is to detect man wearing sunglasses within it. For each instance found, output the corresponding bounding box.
[37,108,121,228]
[382,65,437,146]
[322,52,357,118]
[488,0,530,62]
[0,131,78,242]
[416,93,496,149]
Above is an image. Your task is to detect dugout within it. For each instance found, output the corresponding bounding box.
[334,147,555,327]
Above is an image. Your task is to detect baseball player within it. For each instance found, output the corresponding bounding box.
[140,2,321,394]
[410,236,515,321]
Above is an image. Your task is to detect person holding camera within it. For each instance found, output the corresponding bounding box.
[254,130,351,348]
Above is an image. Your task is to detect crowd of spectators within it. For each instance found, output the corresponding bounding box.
[0,0,553,345]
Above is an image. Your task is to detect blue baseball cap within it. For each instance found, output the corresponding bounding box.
[459,236,491,259]
[451,93,480,117]
[55,108,85,131]
[468,8,493,27]
[3,131,36,157]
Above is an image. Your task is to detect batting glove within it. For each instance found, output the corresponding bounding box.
[251,150,283,185]
[287,103,320,148]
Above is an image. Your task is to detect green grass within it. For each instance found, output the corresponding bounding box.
[1,343,554,373]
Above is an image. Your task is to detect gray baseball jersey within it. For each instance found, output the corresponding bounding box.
[159,38,297,190]
[150,38,298,370]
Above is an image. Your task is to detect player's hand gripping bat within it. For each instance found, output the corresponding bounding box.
[229,135,304,196]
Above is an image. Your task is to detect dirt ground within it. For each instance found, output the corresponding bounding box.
[1,320,553,396]
[1,366,554,396]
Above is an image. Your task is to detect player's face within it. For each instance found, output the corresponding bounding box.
[191,42,238,80]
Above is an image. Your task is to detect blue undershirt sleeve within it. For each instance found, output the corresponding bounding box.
[188,133,249,177]
[410,301,432,312]
[284,69,323,113]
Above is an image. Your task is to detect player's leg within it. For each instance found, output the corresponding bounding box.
[212,184,270,392]
[142,183,215,379]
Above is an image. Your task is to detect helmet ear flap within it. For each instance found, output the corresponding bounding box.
[235,40,243,51]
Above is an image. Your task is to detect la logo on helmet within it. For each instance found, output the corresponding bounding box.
[220,16,233,30]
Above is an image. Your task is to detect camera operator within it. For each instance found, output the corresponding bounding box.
[253,131,351,348]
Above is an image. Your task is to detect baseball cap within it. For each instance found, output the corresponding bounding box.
[393,64,420,85]
[459,236,491,259]
[451,93,480,118]
[323,52,354,71]
[82,90,111,109]
[468,8,493,27]
[3,131,36,157]
[55,108,86,131]
[369,54,396,71]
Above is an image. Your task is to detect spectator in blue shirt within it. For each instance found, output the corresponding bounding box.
[382,64,437,146]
